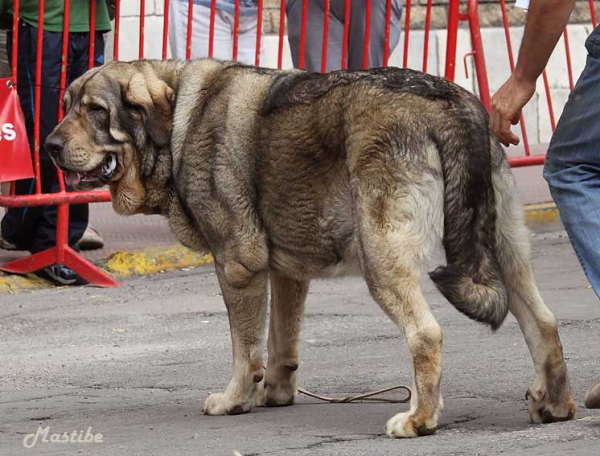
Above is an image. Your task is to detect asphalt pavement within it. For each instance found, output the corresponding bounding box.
[1,230,599,455]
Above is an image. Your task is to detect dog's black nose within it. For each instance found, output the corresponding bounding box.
[45,135,64,159]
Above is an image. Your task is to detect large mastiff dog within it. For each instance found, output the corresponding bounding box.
[46,59,576,437]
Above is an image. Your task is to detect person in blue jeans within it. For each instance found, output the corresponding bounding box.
[490,0,600,409]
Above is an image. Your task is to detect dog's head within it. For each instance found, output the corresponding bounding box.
[46,61,177,214]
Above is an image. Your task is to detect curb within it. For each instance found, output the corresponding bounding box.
[524,202,559,224]
[523,202,562,232]
[103,245,213,277]
[0,203,561,294]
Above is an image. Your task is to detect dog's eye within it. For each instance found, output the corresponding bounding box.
[88,103,107,113]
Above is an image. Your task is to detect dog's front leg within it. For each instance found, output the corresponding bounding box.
[255,273,310,407]
[202,260,268,415]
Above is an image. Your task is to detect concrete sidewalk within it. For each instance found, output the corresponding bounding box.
[0,150,561,292]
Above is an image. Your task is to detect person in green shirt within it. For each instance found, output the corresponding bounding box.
[0,0,111,33]
[0,1,112,285]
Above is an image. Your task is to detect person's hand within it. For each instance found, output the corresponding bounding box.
[490,75,536,147]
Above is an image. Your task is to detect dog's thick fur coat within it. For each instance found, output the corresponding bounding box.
[47,59,576,437]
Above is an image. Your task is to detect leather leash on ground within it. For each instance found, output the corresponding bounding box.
[297,384,412,404]
[260,365,412,404]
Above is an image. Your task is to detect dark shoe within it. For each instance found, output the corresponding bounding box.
[77,226,105,251]
[0,226,18,250]
[35,264,88,286]
[585,382,600,409]
[0,236,18,250]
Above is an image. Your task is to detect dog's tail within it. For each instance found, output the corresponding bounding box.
[429,110,508,331]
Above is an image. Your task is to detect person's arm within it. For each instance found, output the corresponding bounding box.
[490,0,576,146]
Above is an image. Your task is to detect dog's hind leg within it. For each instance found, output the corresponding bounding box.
[353,159,445,438]
[493,159,576,423]
[202,260,268,416]
[255,274,310,407]
[371,267,444,439]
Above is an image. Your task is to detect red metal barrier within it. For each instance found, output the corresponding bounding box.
[461,0,597,167]
[0,0,118,287]
[0,0,594,286]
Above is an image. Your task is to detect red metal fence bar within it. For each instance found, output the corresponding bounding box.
[363,0,373,69]
[299,0,308,69]
[113,0,121,61]
[445,0,461,81]
[402,0,411,68]
[33,0,44,195]
[89,0,97,69]
[321,0,330,73]
[233,0,241,61]
[255,0,264,66]
[277,0,286,68]
[422,0,433,73]
[590,0,598,27]
[163,0,171,59]
[139,0,146,58]
[383,0,392,67]
[341,0,350,69]
[209,0,217,58]
[10,0,19,80]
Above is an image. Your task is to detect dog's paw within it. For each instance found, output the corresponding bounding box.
[386,412,438,438]
[526,386,576,424]
[202,392,253,416]
[254,380,296,407]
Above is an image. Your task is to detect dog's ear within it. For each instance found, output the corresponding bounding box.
[124,71,175,148]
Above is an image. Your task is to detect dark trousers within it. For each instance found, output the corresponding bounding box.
[1,21,105,254]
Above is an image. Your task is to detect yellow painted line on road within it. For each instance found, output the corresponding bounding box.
[103,245,213,277]
[0,273,49,294]
[524,202,560,225]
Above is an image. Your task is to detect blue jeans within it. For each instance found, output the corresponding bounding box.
[544,24,600,295]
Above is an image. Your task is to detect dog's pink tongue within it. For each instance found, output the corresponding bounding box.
[64,171,81,187]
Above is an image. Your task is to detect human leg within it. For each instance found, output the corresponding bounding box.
[1,23,53,252]
[543,24,600,409]
[347,0,402,70]
[543,26,600,294]
[286,0,345,72]
[235,13,264,66]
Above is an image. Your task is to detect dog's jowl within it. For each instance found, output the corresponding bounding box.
[46,59,576,437]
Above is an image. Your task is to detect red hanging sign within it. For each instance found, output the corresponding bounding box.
[0,78,33,183]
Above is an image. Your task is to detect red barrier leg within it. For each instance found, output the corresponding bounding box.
[0,247,121,288]
[1,202,120,287]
